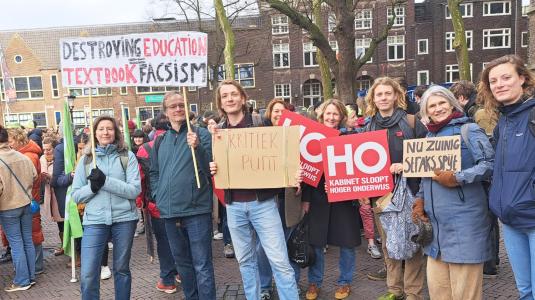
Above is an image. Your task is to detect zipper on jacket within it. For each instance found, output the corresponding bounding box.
[499,117,508,218]
[457,186,465,202]
[430,181,440,252]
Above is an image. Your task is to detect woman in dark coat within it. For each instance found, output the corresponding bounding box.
[302,99,361,300]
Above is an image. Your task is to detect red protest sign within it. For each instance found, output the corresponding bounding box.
[320,130,393,202]
[279,110,340,187]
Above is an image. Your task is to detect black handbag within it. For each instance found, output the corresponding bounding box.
[287,213,315,268]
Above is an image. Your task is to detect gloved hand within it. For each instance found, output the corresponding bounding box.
[147,202,160,218]
[87,167,106,193]
[412,198,429,224]
[432,169,459,187]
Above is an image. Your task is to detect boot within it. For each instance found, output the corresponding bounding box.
[54,232,64,256]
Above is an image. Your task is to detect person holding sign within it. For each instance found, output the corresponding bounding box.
[209,80,299,300]
[480,55,535,300]
[301,99,361,300]
[71,116,141,300]
[362,77,427,300]
[413,85,494,300]
[149,91,216,300]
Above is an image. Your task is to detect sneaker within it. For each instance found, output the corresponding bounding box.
[367,267,387,281]
[35,270,45,275]
[367,244,382,259]
[156,280,177,294]
[100,266,112,280]
[108,242,113,250]
[483,270,498,279]
[305,283,320,300]
[224,244,235,258]
[30,280,36,286]
[0,250,12,263]
[175,275,181,284]
[213,232,223,240]
[260,290,272,300]
[334,285,351,299]
[4,283,31,292]
[377,292,405,300]
[136,225,145,235]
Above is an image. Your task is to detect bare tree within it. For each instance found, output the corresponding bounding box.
[263,0,406,104]
[313,0,333,99]
[447,0,471,81]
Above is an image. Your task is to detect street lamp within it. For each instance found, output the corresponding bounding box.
[67,92,76,123]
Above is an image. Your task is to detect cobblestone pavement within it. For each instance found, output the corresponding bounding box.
[0,217,519,299]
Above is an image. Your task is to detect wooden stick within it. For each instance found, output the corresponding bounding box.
[182,87,201,188]
[69,237,77,282]
[88,90,97,167]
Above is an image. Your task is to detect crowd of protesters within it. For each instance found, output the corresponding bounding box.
[0,53,534,300]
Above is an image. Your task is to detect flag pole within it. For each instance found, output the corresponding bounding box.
[88,89,96,167]
[182,87,201,188]
[70,237,77,282]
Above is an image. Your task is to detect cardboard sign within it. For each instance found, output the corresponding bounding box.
[279,110,340,187]
[59,31,207,87]
[321,130,393,202]
[213,126,300,189]
[403,136,461,177]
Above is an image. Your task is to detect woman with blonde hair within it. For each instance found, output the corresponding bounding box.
[480,54,535,300]
[302,99,362,300]
[363,77,427,300]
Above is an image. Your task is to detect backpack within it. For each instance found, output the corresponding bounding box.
[138,133,165,203]
[83,149,129,177]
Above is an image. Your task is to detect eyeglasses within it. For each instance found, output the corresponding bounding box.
[167,103,185,110]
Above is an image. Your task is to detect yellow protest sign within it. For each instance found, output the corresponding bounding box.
[213,126,300,189]
[403,136,461,177]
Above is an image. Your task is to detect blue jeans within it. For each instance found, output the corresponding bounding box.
[35,244,43,273]
[305,246,355,287]
[503,224,535,300]
[258,225,299,292]
[226,198,298,300]
[80,220,136,300]
[164,213,215,300]
[152,217,178,286]
[0,204,35,286]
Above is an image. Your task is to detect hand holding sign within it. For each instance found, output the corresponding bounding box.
[403,136,461,177]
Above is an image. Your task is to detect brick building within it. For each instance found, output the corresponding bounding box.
[0,0,529,128]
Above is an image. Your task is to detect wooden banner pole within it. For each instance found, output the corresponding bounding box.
[88,90,97,167]
[182,87,201,188]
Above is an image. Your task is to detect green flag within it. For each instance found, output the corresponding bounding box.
[122,106,131,150]
[135,117,142,130]
[62,99,83,257]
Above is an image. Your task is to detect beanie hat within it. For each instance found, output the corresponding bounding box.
[128,120,136,130]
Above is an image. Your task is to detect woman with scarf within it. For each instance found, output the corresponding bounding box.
[412,85,494,300]
[363,77,427,300]
[302,99,362,300]
[40,137,64,256]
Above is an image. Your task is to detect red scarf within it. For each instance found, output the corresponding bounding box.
[426,111,464,133]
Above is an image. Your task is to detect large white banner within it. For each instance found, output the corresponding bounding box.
[59,31,207,88]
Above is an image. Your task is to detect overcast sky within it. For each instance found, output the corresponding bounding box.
[0,0,530,31]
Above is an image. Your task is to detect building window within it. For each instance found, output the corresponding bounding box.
[50,74,59,98]
[355,38,373,63]
[329,40,338,52]
[445,64,473,83]
[483,1,511,16]
[445,31,473,52]
[445,3,473,18]
[215,63,256,88]
[14,76,43,99]
[120,87,128,95]
[189,103,198,113]
[272,15,289,35]
[273,43,290,68]
[418,39,428,55]
[328,14,337,32]
[522,31,529,47]
[483,28,511,49]
[274,84,291,102]
[14,55,23,64]
[135,86,178,94]
[387,35,405,61]
[187,86,197,92]
[355,9,373,30]
[417,70,429,85]
[91,109,114,118]
[69,87,112,97]
[303,42,318,67]
[4,112,47,128]
[137,106,161,124]
[303,80,322,107]
[387,6,405,26]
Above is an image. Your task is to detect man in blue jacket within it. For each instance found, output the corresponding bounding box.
[149,91,215,300]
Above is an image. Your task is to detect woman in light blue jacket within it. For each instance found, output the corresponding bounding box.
[72,116,141,300]
[412,86,494,300]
